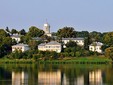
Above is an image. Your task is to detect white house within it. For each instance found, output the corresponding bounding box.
[89,42,103,53]
[38,41,62,53]
[11,34,21,43]
[12,43,29,52]
[62,38,84,47]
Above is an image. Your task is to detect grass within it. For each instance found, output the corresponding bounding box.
[0,55,112,64]
[37,55,112,64]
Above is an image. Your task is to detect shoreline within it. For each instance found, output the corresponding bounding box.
[0,56,112,64]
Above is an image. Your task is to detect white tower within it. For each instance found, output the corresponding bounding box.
[43,21,52,37]
[44,22,50,34]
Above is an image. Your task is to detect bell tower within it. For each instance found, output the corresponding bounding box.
[43,22,50,34]
[43,20,52,37]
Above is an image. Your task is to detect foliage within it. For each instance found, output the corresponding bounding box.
[0,29,12,57]
[65,40,77,48]
[89,31,102,42]
[76,31,89,38]
[41,35,52,42]
[11,29,18,34]
[103,32,113,46]
[20,35,32,44]
[5,27,10,33]
[57,27,76,38]
[105,47,113,61]
[0,29,8,37]
[19,29,26,35]
[27,26,44,37]
[28,40,38,50]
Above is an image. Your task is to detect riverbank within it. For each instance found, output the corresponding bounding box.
[0,55,112,64]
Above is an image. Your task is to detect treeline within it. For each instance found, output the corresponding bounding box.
[0,26,113,60]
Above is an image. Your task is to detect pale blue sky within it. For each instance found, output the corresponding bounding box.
[0,0,113,32]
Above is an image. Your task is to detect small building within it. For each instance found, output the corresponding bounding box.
[62,38,84,47]
[12,43,29,52]
[32,37,42,41]
[11,34,21,43]
[38,41,62,53]
[89,42,103,53]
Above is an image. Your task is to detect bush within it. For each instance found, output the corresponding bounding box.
[76,51,81,57]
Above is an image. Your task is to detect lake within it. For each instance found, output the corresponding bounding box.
[0,64,113,85]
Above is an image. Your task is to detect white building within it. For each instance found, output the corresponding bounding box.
[38,41,62,53]
[12,43,29,52]
[62,38,84,47]
[43,22,52,37]
[89,42,103,53]
[11,34,21,43]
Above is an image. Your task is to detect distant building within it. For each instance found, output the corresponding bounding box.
[43,22,52,37]
[32,37,42,41]
[38,41,62,53]
[89,42,103,53]
[62,38,84,48]
[12,43,29,52]
[11,34,21,43]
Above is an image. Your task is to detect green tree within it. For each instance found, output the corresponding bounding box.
[57,27,76,38]
[76,31,89,38]
[105,47,113,61]
[19,29,26,35]
[0,29,8,37]
[65,40,77,48]
[89,31,102,42]
[103,32,113,46]
[28,40,38,50]
[5,27,10,33]
[11,29,18,34]
[20,35,32,44]
[28,26,44,37]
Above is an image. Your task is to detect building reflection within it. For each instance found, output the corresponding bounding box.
[89,69,103,85]
[11,68,103,85]
[38,70,61,85]
[12,71,28,85]
[62,74,84,85]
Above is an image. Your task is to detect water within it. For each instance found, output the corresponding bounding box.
[0,64,113,85]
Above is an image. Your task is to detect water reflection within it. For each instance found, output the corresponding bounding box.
[38,70,61,85]
[0,64,113,85]
[89,70,103,85]
[12,71,28,85]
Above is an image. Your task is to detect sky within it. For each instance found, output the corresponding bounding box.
[0,0,113,32]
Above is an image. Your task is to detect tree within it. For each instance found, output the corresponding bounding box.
[105,47,113,61]
[5,27,10,33]
[0,29,8,37]
[103,32,113,46]
[76,31,89,38]
[19,29,26,35]
[0,37,12,57]
[89,31,102,43]
[28,40,38,50]
[11,29,18,34]
[27,26,44,37]
[20,35,32,44]
[41,35,52,42]
[57,27,76,38]
[65,41,77,48]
